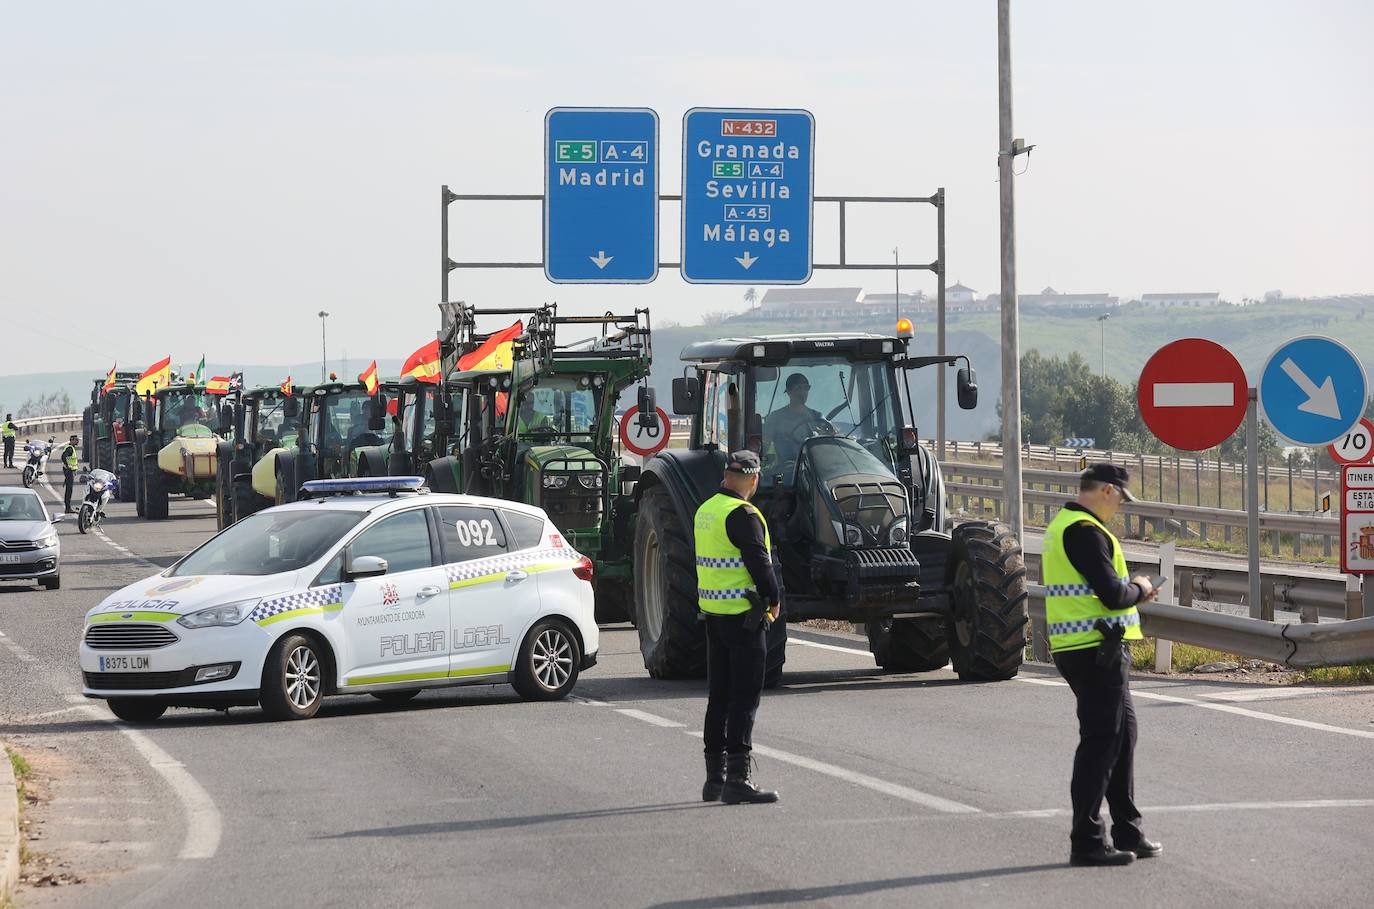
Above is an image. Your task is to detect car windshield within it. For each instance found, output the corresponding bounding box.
[750,357,900,486]
[170,510,363,577]
[0,493,46,522]
[515,376,599,440]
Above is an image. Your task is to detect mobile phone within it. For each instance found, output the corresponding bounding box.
[1145,575,1167,590]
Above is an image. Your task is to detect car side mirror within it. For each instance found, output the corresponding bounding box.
[50,513,65,524]
[636,386,657,427]
[671,377,699,416]
[283,397,300,419]
[345,553,388,580]
[368,396,387,432]
[957,367,978,410]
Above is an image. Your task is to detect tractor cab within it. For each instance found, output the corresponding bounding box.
[300,381,387,480]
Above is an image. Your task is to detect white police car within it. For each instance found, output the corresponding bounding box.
[79,477,598,722]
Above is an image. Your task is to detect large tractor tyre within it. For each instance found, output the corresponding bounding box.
[115,446,137,503]
[946,521,1028,681]
[633,486,707,679]
[594,579,633,625]
[134,450,147,517]
[143,457,169,520]
[764,616,787,689]
[231,476,261,526]
[215,458,233,530]
[867,616,950,672]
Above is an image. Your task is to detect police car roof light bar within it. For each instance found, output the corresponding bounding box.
[299,477,428,498]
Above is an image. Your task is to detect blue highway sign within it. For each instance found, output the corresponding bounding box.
[544,107,658,283]
[681,108,814,284]
[1258,335,1368,446]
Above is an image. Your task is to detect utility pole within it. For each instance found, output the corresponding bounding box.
[1097,314,1111,377]
[892,247,900,327]
[318,311,329,383]
[936,187,947,462]
[998,0,1025,542]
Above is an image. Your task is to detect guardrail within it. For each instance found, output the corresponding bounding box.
[943,461,1339,559]
[11,413,82,437]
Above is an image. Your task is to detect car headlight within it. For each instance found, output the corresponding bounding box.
[831,520,863,547]
[176,598,258,629]
[36,533,58,549]
[542,474,569,489]
[889,518,910,545]
[578,473,603,489]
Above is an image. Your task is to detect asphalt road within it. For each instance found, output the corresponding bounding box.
[3,462,1374,908]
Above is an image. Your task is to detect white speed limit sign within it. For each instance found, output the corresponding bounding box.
[1328,417,1374,466]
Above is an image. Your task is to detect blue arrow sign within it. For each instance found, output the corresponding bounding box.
[681,108,814,284]
[544,107,658,283]
[1258,335,1368,446]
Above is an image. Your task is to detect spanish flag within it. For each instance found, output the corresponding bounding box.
[402,340,442,384]
[280,375,293,397]
[206,376,232,396]
[101,364,118,394]
[136,356,172,396]
[458,321,522,372]
[358,360,379,396]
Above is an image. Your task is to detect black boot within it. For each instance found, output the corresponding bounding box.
[702,751,726,802]
[721,753,778,805]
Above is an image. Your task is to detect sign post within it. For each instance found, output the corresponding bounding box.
[544,107,659,283]
[681,108,814,284]
[1245,388,1262,618]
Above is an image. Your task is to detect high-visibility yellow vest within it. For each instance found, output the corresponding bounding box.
[1043,505,1142,653]
[62,445,79,471]
[694,492,771,616]
[1,422,15,438]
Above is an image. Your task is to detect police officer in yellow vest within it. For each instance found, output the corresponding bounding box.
[1047,464,1161,866]
[1,414,16,469]
[60,434,80,513]
[696,450,780,805]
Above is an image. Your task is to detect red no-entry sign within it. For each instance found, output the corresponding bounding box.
[1137,338,1248,451]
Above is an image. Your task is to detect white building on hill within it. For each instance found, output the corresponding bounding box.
[1139,292,1222,308]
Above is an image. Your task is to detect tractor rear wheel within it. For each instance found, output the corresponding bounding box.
[867,616,950,672]
[143,457,169,520]
[231,476,261,525]
[594,580,632,625]
[215,458,233,530]
[115,446,136,503]
[633,486,706,679]
[946,521,1027,681]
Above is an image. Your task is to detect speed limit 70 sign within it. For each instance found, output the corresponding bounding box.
[1328,417,1374,466]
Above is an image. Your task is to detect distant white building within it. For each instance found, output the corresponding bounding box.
[863,291,930,311]
[983,286,1118,310]
[1139,292,1221,308]
[947,282,977,306]
[757,287,863,320]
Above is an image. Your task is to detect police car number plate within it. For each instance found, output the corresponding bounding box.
[99,655,151,671]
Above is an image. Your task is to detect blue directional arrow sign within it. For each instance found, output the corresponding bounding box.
[544,107,658,283]
[681,108,814,284]
[1258,335,1369,446]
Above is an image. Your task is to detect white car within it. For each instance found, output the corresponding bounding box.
[79,477,598,722]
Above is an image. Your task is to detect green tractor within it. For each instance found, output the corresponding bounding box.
[266,380,390,504]
[132,383,222,520]
[425,304,654,623]
[632,332,1028,685]
[213,384,295,529]
[349,378,438,478]
[83,372,142,503]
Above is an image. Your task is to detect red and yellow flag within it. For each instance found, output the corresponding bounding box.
[101,364,118,393]
[402,340,442,384]
[136,356,172,396]
[280,375,293,397]
[358,360,379,396]
[206,376,232,395]
[458,321,522,372]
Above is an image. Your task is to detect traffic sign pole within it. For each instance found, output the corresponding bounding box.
[1246,388,1262,619]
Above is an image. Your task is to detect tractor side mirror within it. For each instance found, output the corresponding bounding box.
[131,398,144,423]
[283,397,300,419]
[637,386,657,428]
[671,377,699,416]
[432,392,452,426]
[957,367,978,410]
[368,396,387,432]
[217,403,233,435]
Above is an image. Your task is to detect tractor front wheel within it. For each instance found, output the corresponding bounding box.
[946,521,1027,681]
[633,486,706,679]
[867,616,950,672]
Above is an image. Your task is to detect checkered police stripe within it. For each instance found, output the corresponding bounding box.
[445,547,580,588]
[249,585,344,625]
[1044,584,1096,597]
[1048,613,1140,636]
[698,588,751,600]
[696,556,745,569]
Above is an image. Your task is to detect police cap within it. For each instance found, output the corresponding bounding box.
[725,450,762,475]
[1081,462,1137,502]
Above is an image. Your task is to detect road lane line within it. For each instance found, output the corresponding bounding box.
[0,629,38,663]
[74,705,221,860]
[993,798,1374,820]
[616,708,685,728]
[792,638,871,657]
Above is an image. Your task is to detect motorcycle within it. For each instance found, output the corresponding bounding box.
[21,438,53,488]
[78,467,118,534]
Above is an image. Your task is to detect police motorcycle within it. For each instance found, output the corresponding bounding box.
[21,438,54,488]
[77,467,118,534]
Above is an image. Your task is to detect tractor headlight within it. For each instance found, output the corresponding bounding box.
[889,518,910,545]
[542,475,569,490]
[578,473,603,490]
[831,520,863,547]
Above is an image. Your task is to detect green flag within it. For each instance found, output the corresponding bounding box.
[195,355,205,384]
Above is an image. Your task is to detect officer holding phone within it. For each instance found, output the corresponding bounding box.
[1044,464,1162,867]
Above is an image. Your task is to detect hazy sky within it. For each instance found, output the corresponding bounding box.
[3,1,1371,376]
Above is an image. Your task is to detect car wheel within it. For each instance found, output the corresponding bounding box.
[512,620,581,701]
[370,690,420,704]
[106,698,167,723]
[260,633,325,720]
[39,573,60,591]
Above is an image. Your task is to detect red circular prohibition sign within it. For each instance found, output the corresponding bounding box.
[1137,338,1248,451]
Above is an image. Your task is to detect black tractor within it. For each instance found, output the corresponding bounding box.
[212,384,294,529]
[632,332,1027,685]
[84,373,142,502]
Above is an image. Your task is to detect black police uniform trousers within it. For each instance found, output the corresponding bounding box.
[1053,643,1144,854]
[2,437,13,468]
[63,467,75,511]
[703,613,767,756]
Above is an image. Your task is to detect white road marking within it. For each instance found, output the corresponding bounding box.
[570,695,613,707]
[993,798,1374,820]
[0,628,38,663]
[615,708,685,728]
[792,638,871,657]
[1194,687,1330,703]
[74,705,221,860]
[1153,382,1235,408]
